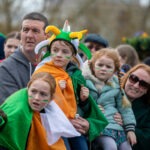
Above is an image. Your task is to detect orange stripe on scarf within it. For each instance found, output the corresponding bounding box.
[34,61,77,119]
[26,112,66,150]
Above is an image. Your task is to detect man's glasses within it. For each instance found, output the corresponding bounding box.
[128,74,150,89]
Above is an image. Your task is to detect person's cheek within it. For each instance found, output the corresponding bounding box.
[124,85,129,94]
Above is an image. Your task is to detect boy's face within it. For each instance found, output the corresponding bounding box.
[50,41,73,69]
[28,79,52,111]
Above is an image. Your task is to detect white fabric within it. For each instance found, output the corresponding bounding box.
[40,101,81,145]
[76,53,84,69]
[35,56,51,70]
[71,39,79,50]
[35,39,50,54]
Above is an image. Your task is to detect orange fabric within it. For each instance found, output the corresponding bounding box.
[26,112,66,150]
[34,61,77,119]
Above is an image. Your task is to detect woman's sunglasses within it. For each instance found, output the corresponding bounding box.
[128,74,150,89]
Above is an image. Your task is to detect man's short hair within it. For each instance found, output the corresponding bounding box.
[22,12,49,29]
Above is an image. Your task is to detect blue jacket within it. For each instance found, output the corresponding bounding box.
[0,49,36,104]
[82,61,136,132]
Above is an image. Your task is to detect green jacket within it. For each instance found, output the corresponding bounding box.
[67,63,108,141]
[132,97,150,150]
[0,89,33,150]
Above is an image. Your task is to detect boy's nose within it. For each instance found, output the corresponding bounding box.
[56,51,62,56]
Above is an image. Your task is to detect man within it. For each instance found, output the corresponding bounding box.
[84,33,108,52]
[0,12,48,104]
[80,33,108,61]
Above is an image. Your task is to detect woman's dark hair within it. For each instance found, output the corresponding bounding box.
[5,31,20,43]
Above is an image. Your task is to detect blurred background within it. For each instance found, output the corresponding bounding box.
[0,0,150,59]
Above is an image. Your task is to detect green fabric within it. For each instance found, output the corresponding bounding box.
[50,29,92,59]
[79,43,92,60]
[51,30,77,54]
[56,30,71,42]
[0,88,33,150]
[0,32,6,38]
[132,98,150,150]
[42,50,50,60]
[85,95,108,141]
[67,64,108,141]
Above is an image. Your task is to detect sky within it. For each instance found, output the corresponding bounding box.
[140,0,149,6]
[19,0,150,15]
[23,0,150,8]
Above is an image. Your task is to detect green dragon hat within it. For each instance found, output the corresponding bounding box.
[35,21,92,67]
[45,23,91,59]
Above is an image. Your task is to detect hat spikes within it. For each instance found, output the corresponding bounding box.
[62,20,71,32]
[45,25,61,36]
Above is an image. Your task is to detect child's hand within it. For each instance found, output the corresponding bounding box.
[114,112,123,126]
[59,80,66,90]
[127,131,137,146]
[70,117,89,134]
[98,105,105,113]
[80,85,89,101]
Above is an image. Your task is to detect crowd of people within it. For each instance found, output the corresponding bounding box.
[0,12,150,150]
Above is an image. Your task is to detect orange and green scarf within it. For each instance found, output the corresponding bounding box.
[35,61,77,119]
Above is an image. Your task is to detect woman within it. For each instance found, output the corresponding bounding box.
[121,64,150,150]
[3,31,20,58]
